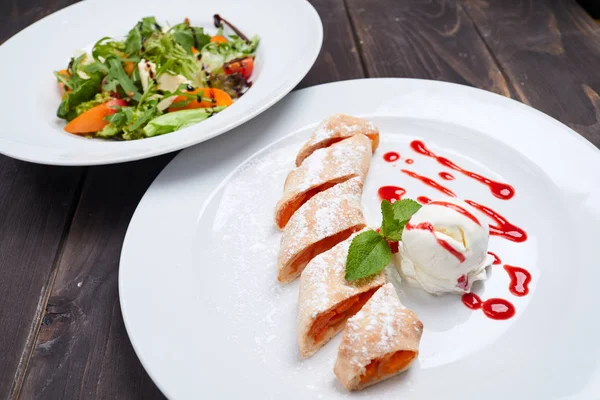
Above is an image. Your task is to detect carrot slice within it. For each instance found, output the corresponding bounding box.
[64,99,127,134]
[168,88,233,112]
[210,35,227,44]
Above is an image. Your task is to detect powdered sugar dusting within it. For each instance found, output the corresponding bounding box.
[298,233,386,333]
[338,283,423,374]
[204,142,301,367]
[278,177,366,280]
[277,135,371,220]
[296,114,379,165]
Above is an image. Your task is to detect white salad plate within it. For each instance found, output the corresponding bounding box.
[120,78,600,399]
[0,0,322,165]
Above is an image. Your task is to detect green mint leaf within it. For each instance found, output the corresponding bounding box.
[391,199,422,222]
[380,200,402,241]
[345,230,392,281]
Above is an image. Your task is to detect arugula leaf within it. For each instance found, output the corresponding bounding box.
[380,200,403,241]
[345,230,391,281]
[392,199,422,223]
[172,30,194,53]
[139,16,161,38]
[103,104,160,140]
[92,37,126,61]
[143,107,224,137]
[128,106,156,131]
[103,57,141,101]
[56,72,102,121]
[54,71,72,90]
[80,61,109,75]
[143,33,200,82]
[125,27,142,55]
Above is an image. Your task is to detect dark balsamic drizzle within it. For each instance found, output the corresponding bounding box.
[146,61,157,85]
[190,27,199,50]
[213,14,250,43]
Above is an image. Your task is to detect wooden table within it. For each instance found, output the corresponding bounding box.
[1,0,599,398]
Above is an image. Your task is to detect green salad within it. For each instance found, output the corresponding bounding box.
[55,15,259,140]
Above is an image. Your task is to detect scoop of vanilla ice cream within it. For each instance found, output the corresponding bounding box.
[394,198,493,295]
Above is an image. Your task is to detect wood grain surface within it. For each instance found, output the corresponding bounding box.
[297,0,365,88]
[19,156,173,399]
[0,0,78,45]
[345,0,513,96]
[0,159,83,397]
[463,0,600,146]
[1,0,599,398]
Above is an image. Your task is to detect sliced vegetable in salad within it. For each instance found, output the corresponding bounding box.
[55,15,259,140]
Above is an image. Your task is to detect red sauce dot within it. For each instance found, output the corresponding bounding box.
[378,186,406,202]
[462,293,482,310]
[438,171,455,180]
[417,196,431,204]
[383,152,400,162]
[462,293,516,320]
[504,265,532,297]
[482,298,516,320]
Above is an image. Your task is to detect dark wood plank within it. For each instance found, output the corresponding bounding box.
[19,0,362,398]
[462,0,600,146]
[19,156,173,400]
[0,0,79,44]
[0,157,83,398]
[297,0,365,88]
[345,0,513,96]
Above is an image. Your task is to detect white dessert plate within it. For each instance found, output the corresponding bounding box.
[0,0,321,165]
[120,79,600,399]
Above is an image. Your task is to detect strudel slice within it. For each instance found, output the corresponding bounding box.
[275,134,372,230]
[277,177,365,284]
[297,232,385,358]
[334,283,423,391]
[295,114,380,167]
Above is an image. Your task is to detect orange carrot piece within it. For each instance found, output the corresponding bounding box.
[168,88,233,112]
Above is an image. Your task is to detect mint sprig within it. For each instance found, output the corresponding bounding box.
[345,199,422,281]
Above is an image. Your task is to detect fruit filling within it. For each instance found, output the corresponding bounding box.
[286,225,365,280]
[308,287,380,344]
[359,351,417,384]
[297,133,379,166]
[277,179,349,229]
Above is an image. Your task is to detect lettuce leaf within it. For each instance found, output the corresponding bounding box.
[74,92,113,116]
[143,107,224,137]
